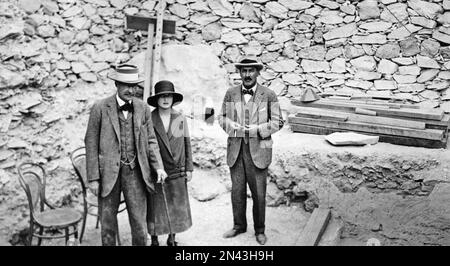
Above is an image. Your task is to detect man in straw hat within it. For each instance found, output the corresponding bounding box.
[218,55,284,245]
[84,64,167,246]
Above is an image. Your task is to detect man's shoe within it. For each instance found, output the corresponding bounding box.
[150,236,159,246]
[256,234,267,245]
[223,228,246,238]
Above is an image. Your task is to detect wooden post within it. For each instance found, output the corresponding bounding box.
[152,0,166,89]
[143,24,155,102]
[296,207,331,246]
[125,7,176,101]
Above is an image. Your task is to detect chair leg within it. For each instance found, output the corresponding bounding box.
[116,222,121,246]
[65,228,69,246]
[28,221,34,246]
[74,225,79,240]
[37,226,44,246]
[95,216,100,229]
[80,209,88,243]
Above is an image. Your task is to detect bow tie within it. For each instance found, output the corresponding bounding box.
[243,88,254,96]
[119,102,133,112]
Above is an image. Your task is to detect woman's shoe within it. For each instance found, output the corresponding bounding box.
[167,234,177,246]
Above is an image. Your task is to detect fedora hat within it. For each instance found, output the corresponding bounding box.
[147,80,183,107]
[108,64,145,84]
[235,54,264,71]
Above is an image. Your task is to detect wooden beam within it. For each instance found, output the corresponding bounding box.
[294,107,348,121]
[355,108,376,116]
[327,97,420,109]
[378,113,450,129]
[293,106,426,129]
[290,124,448,149]
[288,115,444,140]
[292,99,444,121]
[320,91,408,102]
[125,15,176,34]
[151,0,166,89]
[296,207,331,246]
[320,99,444,120]
[143,23,154,102]
[348,113,426,130]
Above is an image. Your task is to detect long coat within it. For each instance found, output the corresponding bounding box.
[147,109,193,235]
[84,95,163,197]
[218,83,284,169]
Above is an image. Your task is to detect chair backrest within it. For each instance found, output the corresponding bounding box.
[70,147,88,191]
[17,162,46,216]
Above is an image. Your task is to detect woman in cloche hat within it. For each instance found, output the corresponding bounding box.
[146,80,193,246]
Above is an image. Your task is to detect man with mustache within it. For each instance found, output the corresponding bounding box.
[84,64,167,246]
[218,55,284,245]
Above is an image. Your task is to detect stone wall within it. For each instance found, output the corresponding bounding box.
[4,0,450,111]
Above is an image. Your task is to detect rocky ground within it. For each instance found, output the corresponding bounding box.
[4,168,309,246]
[9,168,359,247]
[76,174,309,246]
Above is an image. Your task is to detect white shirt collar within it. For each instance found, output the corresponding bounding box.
[242,84,257,93]
[116,94,131,107]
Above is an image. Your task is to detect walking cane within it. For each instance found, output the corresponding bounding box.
[161,180,175,246]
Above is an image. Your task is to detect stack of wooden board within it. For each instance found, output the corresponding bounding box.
[289,98,449,148]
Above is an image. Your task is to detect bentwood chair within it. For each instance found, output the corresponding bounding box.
[70,147,126,245]
[17,162,82,246]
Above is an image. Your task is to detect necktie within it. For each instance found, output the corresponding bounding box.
[243,89,254,96]
[119,102,133,112]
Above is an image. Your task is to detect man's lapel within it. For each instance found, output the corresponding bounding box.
[132,100,144,145]
[251,84,265,120]
[233,86,244,124]
[152,111,173,157]
[106,96,120,142]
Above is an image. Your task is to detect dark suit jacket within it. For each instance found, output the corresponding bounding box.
[152,110,193,179]
[84,95,163,197]
[218,83,284,169]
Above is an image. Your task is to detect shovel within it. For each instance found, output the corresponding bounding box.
[161,180,175,246]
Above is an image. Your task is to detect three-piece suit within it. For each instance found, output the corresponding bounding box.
[219,83,284,234]
[84,95,163,245]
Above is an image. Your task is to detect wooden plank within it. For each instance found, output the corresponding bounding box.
[292,99,444,121]
[288,115,444,140]
[327,97,420,109]
[355,108,376,116]
[320,99,444,119]
[143,24,154,102]
[348,114,426,130]
[293,106,427,129]
[320,91,407,101]
[361,100,419,109]
[125,15,176,34]
[293,103,450,128]
[381,113,450,129]
[290,124,447,149]
[328,96,351,101]
[293,107,348,121]
[296,208,331,246]
[151,0,166,89]
[293,106,425,129]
